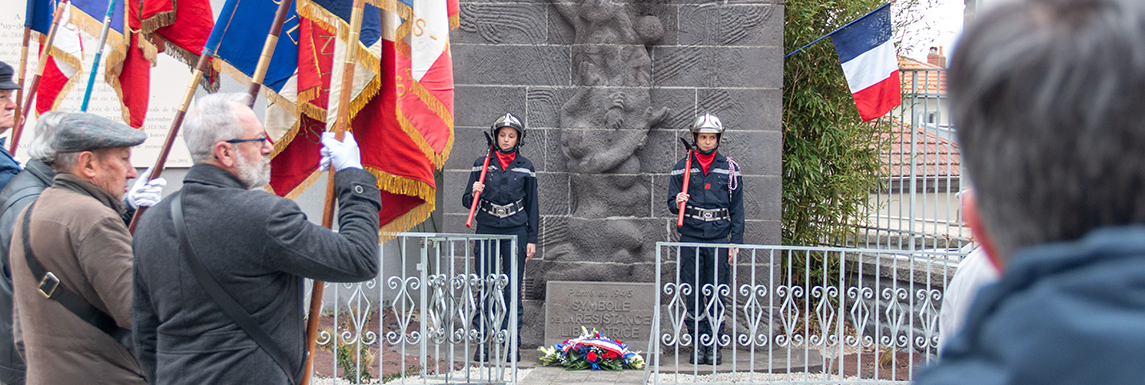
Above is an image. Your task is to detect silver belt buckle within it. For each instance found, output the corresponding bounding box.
[494,206,510,217]
[703,211,713,220]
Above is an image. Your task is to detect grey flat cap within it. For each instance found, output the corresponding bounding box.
[53,113,147,152]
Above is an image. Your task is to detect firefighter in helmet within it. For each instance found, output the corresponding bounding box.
[461,113,538,362]
[667,113,744,366]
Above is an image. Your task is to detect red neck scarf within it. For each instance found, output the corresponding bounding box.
[496,151,516,170]
[695,151,716,175]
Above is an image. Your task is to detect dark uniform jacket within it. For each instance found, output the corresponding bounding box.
[917,226,1145,385]
[132,164,382,385]
[0,140,22,194]
[667,152,744,243]
[462,154,539,244]
[0,159,52,385]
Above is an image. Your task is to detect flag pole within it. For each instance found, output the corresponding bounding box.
[14,27,32,133]
[245,0,295,107]
[126,53,211,234]
[127,0,294,233]
[12,0,70,154]
[79,0,118,111]
[302,0,367,383]
[784,2,891,58]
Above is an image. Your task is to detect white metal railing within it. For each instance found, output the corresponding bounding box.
[646,242,967,384]
[306,232,520,384]
[866,68,968,253]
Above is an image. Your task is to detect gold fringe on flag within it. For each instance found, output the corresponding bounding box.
[367,166,436,241]
[271,119,302,157]
[42,46,83,113]
[396,106,453,170]
[279,169,326,200]
[139,9,177,35]
[211,59,299,117]
[68,4,126,50]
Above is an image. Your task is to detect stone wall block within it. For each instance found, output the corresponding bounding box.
[652,46,781,88]
[744,219,782,245]
[678,4,780,46]
[537,172,570,216]
[696,88,782,132]
[454,45,571,86]
[526,88,576,129]
[456,3,549,45]
[717,130,781,177]
[454,86,528,127]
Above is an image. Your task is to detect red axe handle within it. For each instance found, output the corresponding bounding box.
[466,147,494,228]
[677,149,693,228]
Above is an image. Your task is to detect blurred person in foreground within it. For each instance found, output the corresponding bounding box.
[915,0,1145,383]
[132,93,381,384]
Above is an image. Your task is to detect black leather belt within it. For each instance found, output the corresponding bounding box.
[480,199,524,218]
[685,206,729,222]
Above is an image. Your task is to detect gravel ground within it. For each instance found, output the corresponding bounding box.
[310,367,535,384]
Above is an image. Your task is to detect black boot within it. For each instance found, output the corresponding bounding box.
[473,346,489,362]
[710,347,723,365]
[689,345,709,365]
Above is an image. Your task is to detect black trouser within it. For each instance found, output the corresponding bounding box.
[472,224,526,345]
[679,235,730,349]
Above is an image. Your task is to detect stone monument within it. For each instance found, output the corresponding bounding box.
[446,0,783,348]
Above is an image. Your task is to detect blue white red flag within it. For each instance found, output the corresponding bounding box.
[830,3,900,122]
[25,0,84,116]
[204,0,300,113]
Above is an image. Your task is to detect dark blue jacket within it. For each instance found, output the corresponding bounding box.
[917,225,1145,385]
[0,141,22,193]
[667,152,744,243]
[461,153,539,244]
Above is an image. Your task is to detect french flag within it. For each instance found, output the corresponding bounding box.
[831,3,900,122]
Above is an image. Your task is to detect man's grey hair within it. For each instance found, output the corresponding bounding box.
[949,0,1145,259]
[29,111,65,161]
[182,93,252,163]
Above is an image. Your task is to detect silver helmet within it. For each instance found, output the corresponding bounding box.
[690,113,724,134]
[490,113,525,153]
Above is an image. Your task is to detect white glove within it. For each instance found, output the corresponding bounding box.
[319,131,362,172]
[126,165,167,209]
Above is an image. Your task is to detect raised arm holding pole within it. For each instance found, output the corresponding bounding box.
[12,0,70,154]
[302,0,367,383]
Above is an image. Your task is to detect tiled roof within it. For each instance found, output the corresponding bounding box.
[880,120,961,178]
[899,56,947,95]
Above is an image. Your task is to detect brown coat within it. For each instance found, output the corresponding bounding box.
[9,174,144,384]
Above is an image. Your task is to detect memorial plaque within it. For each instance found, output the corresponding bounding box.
[544,281,655,351]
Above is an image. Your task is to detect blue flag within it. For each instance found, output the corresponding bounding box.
[205,0,301,94]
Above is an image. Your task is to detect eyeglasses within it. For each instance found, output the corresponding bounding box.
[225,135,268,145]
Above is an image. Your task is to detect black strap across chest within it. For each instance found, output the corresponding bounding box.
[20,201,132,344]
[172,192,299,384]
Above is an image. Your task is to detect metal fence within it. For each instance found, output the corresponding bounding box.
[306,232,520,384]
[646,242,967,384]
[862,67,969,253]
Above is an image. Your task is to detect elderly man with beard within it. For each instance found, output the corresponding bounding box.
[131,93,381,384]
